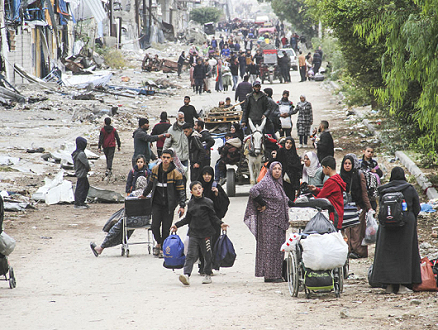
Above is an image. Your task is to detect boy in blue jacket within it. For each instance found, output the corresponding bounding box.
[171,181,228,285]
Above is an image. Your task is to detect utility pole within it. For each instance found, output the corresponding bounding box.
[0,0,12,82]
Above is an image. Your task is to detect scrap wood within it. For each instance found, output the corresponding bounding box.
[93,86,136,99]
[14,64,57,91]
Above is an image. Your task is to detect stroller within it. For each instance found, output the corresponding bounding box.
[285,196,348,298]
[0,195,16,289]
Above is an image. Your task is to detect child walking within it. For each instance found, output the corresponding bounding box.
[360,146,383,210]
[171,181,229,285]
[72,137,91,209]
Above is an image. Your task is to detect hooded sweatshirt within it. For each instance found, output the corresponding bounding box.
[71,137,91,178]
[313,173,346,229]
[99,125,121,149]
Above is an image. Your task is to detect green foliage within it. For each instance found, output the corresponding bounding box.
[269,0,317,37]
[355,0,438,153]
[189,7,223,25]
[103,49,126,69]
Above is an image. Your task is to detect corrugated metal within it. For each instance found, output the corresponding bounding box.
[85,0,107,23]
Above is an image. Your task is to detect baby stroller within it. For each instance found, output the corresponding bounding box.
[286,197,348,298]
[0,195,16,289]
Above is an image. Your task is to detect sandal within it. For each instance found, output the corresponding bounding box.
[90,242,99,257]
[153,246,160,256]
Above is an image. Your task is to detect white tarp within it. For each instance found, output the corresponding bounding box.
[32,170,75,205]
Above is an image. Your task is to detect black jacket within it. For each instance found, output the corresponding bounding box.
[242,91,270,126]
[187,132,206,165]
[178,104,199,125]
[317,130,334,163]
[235,81,252,102]
[200,129,215,156]
[174,196,222,238]
[126,165,147,193]
[193,63,206,80]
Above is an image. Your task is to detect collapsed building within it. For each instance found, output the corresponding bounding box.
[0,0,194,85]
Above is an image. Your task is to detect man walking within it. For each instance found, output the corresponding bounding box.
[194,120,215,166]
[235,75,253,104]
[316,120,334,163]
[151,112,171,157]
[141,149,186,258]
[178,96,199,126]
[163,112,189,168]
[98,117,121,176]
[182,123,206,181]
[298,51,306,82]
[177,51,186,78]
[132,118,169,167]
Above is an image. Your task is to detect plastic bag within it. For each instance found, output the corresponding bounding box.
[0,232,16,256]
[413,257,438,292]
[303,211,336,235]
[280,233,300,252]
[301,232,348,271]
[362,210,378,246]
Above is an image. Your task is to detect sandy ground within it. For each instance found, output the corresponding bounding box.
[1,69,437,329]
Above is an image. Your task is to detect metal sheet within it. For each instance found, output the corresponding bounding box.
[85,0,107,23]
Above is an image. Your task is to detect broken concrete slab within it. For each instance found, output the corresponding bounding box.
[87,186,124,203]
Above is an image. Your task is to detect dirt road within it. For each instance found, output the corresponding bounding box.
[1,70,437,329]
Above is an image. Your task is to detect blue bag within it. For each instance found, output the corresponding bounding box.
[162,234,185,269]
[213,231,236,269]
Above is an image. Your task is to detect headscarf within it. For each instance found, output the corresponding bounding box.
[244,161,289,237]
[277,137,301,176]
[130,176,148,197]
[390,166,406,181]
[199,166,230,218]
[199,166,214,197]
[302,151,320,182]
[340,154,362,205]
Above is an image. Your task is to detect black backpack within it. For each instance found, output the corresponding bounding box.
[378,191,406,228]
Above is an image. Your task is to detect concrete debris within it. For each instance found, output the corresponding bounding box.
[87,186,124,203]
[31,171,74,205]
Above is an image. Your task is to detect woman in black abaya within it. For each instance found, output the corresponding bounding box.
[371,167,421,294]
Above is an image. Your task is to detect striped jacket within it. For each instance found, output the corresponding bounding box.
[142,162,186,211]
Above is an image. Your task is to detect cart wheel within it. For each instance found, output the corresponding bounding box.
[286,251,300,297]
[305,286,311,299]
[343,257,349,279]
[121,247,125,256]
[269,74,273,84]
[148,245,151,254]
[126,249,130,258]
[226,168,236,197]
[9,267,16,289]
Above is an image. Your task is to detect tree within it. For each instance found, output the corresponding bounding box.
[189,7,223,26]
[269,0,317,38]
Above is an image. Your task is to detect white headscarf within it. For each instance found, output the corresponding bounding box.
[302,151,320,183]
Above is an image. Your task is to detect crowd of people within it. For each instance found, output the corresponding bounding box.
[177,31,322,95]
[78,77,422,292]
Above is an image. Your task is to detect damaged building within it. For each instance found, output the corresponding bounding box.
[0,0,191,87]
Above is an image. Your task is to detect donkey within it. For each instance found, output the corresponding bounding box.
[244,118,266,185]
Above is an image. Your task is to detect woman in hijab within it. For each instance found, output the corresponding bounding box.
[371,167,421,294]
[230,122,244,142]
[244,162,291,282]
[90,176,149,257]
[274,137,302,200]
[295,95,313,148]
[340,154,373,259]
[302,151,324,186]
[198,166,230,273]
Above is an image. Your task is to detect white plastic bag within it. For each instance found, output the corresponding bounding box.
[362,210,378,246]
[301,232,348,271]
[0,232,16,256]
[280,233,300,252]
